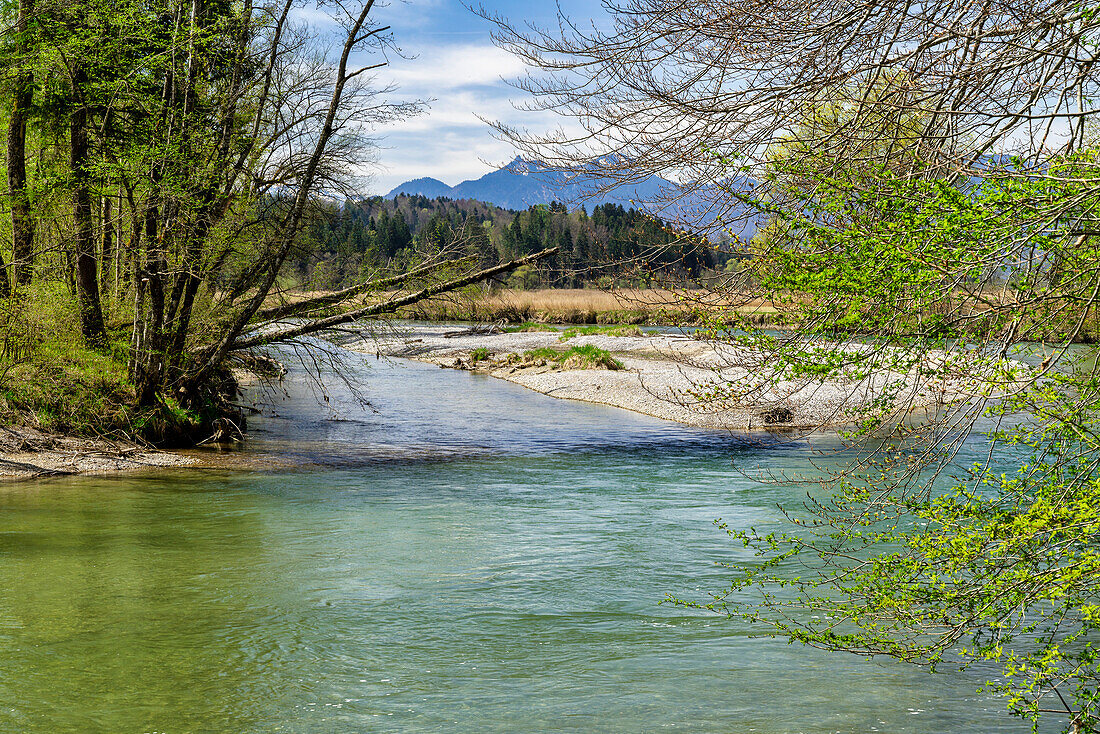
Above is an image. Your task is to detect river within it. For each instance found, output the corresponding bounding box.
[0,348,1049,732]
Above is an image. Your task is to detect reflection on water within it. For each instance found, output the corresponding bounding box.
[0,350,1049,732]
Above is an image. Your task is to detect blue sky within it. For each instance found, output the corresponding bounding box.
[361,0,601,195]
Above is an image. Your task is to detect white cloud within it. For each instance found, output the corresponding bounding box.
[274,1,598,196]
[373,89,531,132]
[353,40,561,193]
[382,44,529,92]
[367,134,517,193]
[351,18,589,196]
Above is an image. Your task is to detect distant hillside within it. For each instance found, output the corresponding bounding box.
[388,176,454,200]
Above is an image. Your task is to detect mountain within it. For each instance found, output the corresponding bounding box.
[385,157,760,240]
[389,157,673,210]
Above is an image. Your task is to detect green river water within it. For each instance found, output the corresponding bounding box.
[0,349,1048,733]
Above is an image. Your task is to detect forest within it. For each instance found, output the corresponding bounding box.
[296,194,724,290]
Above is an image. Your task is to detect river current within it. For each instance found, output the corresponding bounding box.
[0,346,1048,732]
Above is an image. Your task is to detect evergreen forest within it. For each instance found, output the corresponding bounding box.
[297,195,726,290]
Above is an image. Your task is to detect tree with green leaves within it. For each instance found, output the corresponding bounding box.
[670,152,1100,732]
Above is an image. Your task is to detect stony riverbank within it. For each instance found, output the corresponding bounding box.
[0,424,197,479]
[350,324,973,431]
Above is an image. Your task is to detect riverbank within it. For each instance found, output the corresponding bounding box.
[0,319,991,476]
[352,324,970,430]
[0,424,197,479]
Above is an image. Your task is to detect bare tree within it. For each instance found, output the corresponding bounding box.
[5,0,35,291]
[480,0,1099,235]
[483,2,1100,730]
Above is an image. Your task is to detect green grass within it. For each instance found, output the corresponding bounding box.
[0,289,131,437]
[470,347,491,361]
[3,337,138,437]
[0,289,211,444]
[522,344,624,370]
[523,347,561,361]
[1,339,220,445]
[504,321,561,333]
[559,324,644,341]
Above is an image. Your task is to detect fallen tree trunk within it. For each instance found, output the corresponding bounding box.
[228,246,559,351]
[253,254,475,322]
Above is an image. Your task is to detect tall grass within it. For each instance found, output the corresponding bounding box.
[559,325,644,340]
[397,288,781,326]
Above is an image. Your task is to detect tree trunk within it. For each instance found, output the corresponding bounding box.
[0,251,10,298]
[128,206,144,375]
[133,201,166,405]
[228,247,560,351]
[7,0,36,288]
[100,194,114,298]
[111,191,122,295]
[70,65,108,347]
[131,10,176,406]
[167,214,216,363]
[189,0,380,387]
[120,185,140,294]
